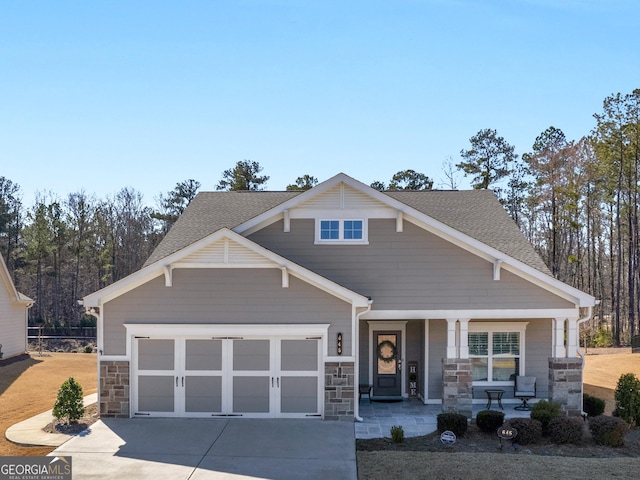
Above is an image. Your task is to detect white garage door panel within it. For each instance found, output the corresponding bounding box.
[185,376,222,412]
[233,376,270,413]
[138,376,175,412]
[281,377,318,413]
[133,335,322,418]
[138,339,174,370]
[186,339,222,370]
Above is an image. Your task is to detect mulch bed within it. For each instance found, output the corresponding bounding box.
[357,421,640,458]
[42,403,100,435]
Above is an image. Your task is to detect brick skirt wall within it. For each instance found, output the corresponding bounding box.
[100,361,130,418]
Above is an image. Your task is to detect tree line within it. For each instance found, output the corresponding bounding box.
[1,88,639,346]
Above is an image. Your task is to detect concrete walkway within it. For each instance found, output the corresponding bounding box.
[356,398,531,439]
[6,393,98,446]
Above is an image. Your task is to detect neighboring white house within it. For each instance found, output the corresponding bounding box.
[83,173,596,420]
[0,255,33,360]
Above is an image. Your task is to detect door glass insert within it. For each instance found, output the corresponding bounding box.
[377,334,397,375]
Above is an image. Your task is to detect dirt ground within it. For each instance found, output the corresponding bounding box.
[358,352,640,480]
[0,352,97,456]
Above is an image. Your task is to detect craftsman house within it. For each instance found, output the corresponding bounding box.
[83,173,596,420]
[0,255,33,360]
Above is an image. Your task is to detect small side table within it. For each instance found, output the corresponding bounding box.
[359,384,372,401]
[485,389,505,410]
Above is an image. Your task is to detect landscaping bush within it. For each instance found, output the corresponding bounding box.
[547,416,584,444]
[83,344,94,354]
[589,415,628,447]
[390,425,404,443]
[437,412,468,436]
[583,393,605,417]
[53,377,85,425]
[475,410,505,434]
[530,400,562,434]
[504,418,542,445]
[613,373,640,426]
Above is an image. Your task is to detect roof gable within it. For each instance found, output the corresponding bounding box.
[140,173,595,308]
[85,228,370,308]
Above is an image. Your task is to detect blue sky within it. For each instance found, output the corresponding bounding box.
[2,0,639,207]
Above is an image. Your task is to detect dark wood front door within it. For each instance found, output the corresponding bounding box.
[373,331,402,397]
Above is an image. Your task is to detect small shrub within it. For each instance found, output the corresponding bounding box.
[531,400,563,434]
[476,410,505,434]
[613,373,640,426]
[547,417,584,444]
[437,412,468,437]
[83,345,94,354]
[390,425,404,443]
[53,377,85,425]
[583,393,605,417]
[505,418,542,445]
[589,415,628,447]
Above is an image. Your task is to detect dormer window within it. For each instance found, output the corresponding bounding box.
[316,219,368,244]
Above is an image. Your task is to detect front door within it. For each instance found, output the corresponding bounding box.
[373,331,402,397]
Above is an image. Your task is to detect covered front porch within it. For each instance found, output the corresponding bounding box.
[358,311,586,420]
[355,397,531,439]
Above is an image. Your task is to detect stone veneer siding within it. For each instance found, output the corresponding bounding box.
[548,357,583,416]
[325,362,354,421]
[100,361,130,418]
[442,358,473,418]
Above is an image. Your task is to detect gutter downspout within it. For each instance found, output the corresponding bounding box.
[576,304,596,416]
[354,299,373,422]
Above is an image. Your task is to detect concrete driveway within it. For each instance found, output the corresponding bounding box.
[51,418,356,480]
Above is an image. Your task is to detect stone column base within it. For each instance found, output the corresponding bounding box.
[442,358,473,418]
[325,362,354,421]
[548,357,583,416]
[100,360,130,418]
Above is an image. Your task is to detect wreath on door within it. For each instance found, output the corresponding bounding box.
[377,340,397,363]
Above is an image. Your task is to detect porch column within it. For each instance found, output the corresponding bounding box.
[458,318,470,359]
[566,318,579,357]
[446,318,457,359]
[552,317,566,358]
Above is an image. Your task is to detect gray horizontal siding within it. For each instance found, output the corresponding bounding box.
[103,268,351,356]
[249,219,573,311]
[428,320,446,400]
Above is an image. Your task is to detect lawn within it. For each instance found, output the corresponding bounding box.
[0,352,97,456]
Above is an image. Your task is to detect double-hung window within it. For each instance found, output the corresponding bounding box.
[316,219,367,244]
[468,323,527,384]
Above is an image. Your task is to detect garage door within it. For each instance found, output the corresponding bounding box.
[132,336,322,418]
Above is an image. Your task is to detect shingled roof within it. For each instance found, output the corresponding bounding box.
[384,190,550,274]
[144,191,302,266]
[144,188,550,275]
